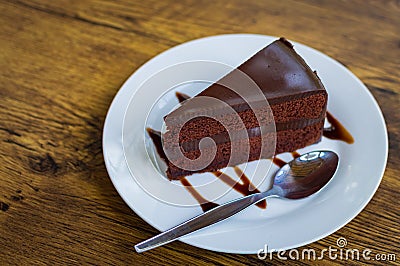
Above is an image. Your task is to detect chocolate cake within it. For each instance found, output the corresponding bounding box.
[160,38,327,180]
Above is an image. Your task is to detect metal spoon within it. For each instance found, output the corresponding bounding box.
[135,150,339,253]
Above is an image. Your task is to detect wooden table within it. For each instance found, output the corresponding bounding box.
[1,0,399,265]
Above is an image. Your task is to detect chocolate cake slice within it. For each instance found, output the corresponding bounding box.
[160,38,327,180]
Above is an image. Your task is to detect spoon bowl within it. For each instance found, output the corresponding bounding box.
[273,151,339,199]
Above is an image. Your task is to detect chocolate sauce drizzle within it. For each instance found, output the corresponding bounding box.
[146,127,265,211]
[214,167,266,209]
[180,177,219,212]
[272,157,286,168]
[323,112,354,144]
[272,150,301,167]
[291,151,301,158]
[146,128,168,161]
[145,93,354,212]
[175,92,191,103]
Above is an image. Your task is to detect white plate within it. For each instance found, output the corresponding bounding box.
[103,34,388,253]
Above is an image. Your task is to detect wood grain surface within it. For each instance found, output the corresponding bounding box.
[0,0,399,265]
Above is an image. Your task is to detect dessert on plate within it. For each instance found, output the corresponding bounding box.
[159,38,327,180]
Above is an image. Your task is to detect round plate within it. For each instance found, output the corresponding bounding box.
[103,34,388,253]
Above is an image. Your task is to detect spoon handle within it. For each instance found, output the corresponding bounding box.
[135,186,278,253]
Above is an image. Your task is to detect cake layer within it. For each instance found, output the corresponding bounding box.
[164,93,327,144]
[166,120,324,179]
[166,117,323,156]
